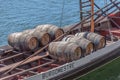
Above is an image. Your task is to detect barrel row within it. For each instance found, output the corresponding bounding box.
[8,24,64,51]
[48,36,92,63]
[48,32,106,63]
[75,32,106,50]
[62,35,94,56]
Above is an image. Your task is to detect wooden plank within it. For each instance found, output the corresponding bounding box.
[0,52,24,62]
[0,45,13,51]
[0,54,48,73]
[0,64,38,74]
[1,60,55,80]
[0,45,13,55]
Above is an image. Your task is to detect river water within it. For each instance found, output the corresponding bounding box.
[0,0,106,46]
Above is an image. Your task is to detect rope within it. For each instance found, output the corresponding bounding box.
[60,0,65,27]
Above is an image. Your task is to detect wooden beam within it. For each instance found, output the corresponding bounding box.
[1,60,55,80]
[90,0,95,32]
[0,54,49,73]
[0,52,25,62]
[0,64,38,75]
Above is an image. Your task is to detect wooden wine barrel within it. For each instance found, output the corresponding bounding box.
[36,24,64,40]
[62,35,93,56]
[75,32,88,38]
[86,32,106,50]
[48,42,81,62]
[33,30,51,46]
[8,32,22,50]
[23,29,51,46]
[8,32,39,51]
[19,33,39,51]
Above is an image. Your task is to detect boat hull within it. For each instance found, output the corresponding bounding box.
[25,40,120,80]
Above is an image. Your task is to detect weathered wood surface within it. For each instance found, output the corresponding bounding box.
[0,53,49,73]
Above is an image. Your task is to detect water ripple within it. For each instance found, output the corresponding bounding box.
[0,0,106,46]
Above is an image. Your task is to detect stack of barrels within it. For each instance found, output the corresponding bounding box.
[62,35,93,56]
[8,24,105,63]
[75,32,106,50]
[8,24,64,51]
[48,32,106,62]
